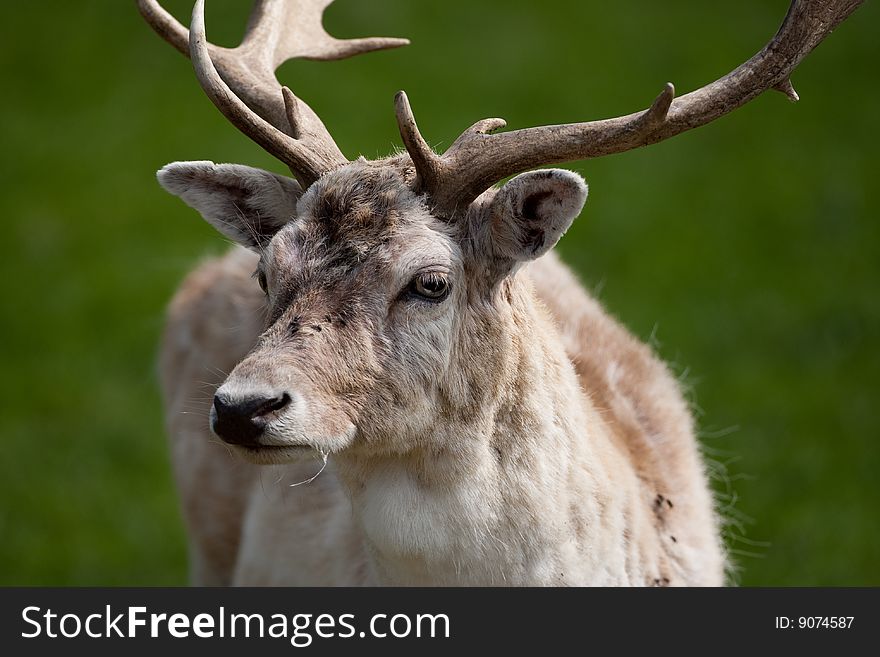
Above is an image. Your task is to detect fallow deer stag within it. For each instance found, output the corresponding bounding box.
[139,0,862,585]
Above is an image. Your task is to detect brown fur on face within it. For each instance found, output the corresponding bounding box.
[218,157,470,456]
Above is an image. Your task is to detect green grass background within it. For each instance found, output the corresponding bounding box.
[1,0,876,585]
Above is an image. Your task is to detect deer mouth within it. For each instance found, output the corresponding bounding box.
[233,443,318,465]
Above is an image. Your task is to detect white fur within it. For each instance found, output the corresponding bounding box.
[158,160,725,587]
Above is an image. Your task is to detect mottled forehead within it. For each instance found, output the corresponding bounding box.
[264,158,445,275]
[298,158,424,252]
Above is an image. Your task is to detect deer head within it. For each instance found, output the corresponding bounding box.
[141,0,862,463]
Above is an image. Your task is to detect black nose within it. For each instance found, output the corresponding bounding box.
[211,391,291,446]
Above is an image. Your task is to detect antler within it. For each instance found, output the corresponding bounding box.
[137,0,408,187]
[397,0,864,217]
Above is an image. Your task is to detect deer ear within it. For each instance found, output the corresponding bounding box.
[488,169,588,264]
[157,161,303,249]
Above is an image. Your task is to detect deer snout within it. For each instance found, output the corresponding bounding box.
[211,389,292,447]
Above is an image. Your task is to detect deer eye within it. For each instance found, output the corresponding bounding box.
[257,270,269,294]
[410,272,450,301]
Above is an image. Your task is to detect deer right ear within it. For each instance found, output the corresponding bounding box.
[157,161,303,249]
[487,169,588,266]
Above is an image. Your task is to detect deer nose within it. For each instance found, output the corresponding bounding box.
[211,391,292,446]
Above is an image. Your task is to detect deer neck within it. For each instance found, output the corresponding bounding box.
[333,277,639,585]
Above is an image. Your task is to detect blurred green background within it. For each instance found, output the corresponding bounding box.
[0,0,876,586]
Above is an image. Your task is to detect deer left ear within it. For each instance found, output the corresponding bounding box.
[157,161,303,250]
[488,169,588,264]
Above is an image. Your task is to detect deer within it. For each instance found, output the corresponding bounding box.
[138,0,863,586]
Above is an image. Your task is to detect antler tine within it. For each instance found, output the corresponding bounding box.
[397,0,864,217]
[136,0,189,55]
[232,0,408,155]
[138,0,409,185]
[394,91,442,194]
[239,0,409,67]
[189,0,330,186]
